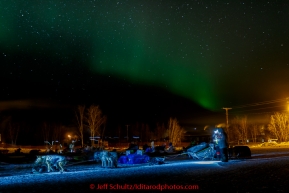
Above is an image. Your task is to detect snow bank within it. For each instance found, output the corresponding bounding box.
[250,141,289,148]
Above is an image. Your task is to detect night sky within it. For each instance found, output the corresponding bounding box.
[1,1,289,130]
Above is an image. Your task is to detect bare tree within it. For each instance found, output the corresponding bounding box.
[86,105,106,146]
[8,118,20,145]
[1,116,21,145]
[0,116,8,143]
[100,116,107,147]
[145,124,152,142]
[167,117,185,146]
[139,123,151,143]
[75,105,85,147]
[155,122,166,142]
[268,112,289,142]
[51,123,64,142]
[249,124,259,143]
[231,116,248,144]
[132,122,141,140]
[230,118,241,144]
[240,116,248,143]
[117,125,121,144]
[42,122,51,142]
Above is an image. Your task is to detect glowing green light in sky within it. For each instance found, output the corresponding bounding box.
[91,32,219,110]
[1,0,288,112]
[0,0,225,110]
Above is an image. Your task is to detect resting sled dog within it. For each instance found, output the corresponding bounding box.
[94,150,118,168]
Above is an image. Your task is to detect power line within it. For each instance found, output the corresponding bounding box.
[223,98,289,117]
[231,98,287,109]
[231,109,289,116]
[230,105,285,113]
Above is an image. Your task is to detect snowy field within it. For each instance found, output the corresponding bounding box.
[1,143,289,193]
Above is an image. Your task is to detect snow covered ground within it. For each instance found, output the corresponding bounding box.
[1,144,289,193]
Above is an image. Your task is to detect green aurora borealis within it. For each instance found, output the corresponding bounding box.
[1,0,289,114]
[91,35,217,109]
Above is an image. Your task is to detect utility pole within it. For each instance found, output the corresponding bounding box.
[287,97,289,112]
[223,107,232,135]
[125,125,130,142]
[118,126,121,146]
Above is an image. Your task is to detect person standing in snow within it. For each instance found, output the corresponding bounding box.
[166,142,175,153]
[213,128,229,162]
[151,140,155,152]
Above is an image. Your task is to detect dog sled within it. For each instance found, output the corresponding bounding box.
[29,140,221,174]
[185,142,215,160]
[30,143,251,174]
[184,142,252,160]
[118,142,218,166]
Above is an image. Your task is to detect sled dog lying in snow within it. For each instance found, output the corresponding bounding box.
[32,155,67,173]
[94,150,118,168]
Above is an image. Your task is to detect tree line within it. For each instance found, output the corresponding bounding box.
[227,112,289,144]
[75,105,186,147]
[0,104,185,147]
[1,105,288,146]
